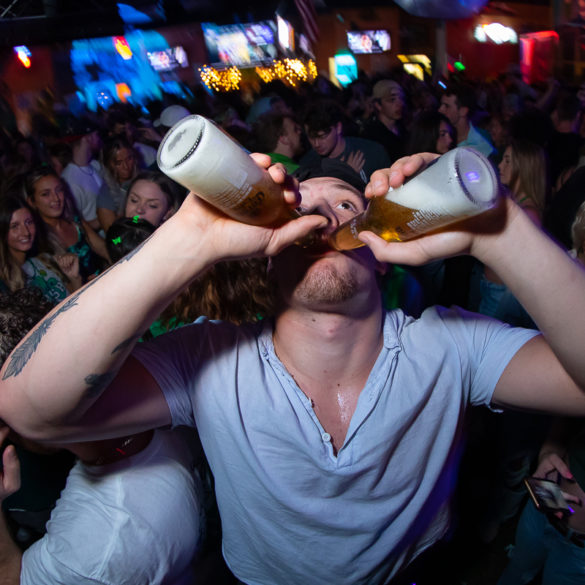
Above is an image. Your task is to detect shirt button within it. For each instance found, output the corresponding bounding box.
[321,432,331,443]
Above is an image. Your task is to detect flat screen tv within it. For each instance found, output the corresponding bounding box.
[347,30,391,54]
[202,21,278,67]
[147,46,188,72]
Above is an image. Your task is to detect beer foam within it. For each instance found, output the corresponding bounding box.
[157,115,262,201]
[385,148,497,215]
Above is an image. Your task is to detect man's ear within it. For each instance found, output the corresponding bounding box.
[334,121,343,136]
[372,98,381,113]
[459,105,469,120]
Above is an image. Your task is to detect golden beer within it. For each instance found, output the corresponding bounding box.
[157,115,298,227]
[330,147,499,250]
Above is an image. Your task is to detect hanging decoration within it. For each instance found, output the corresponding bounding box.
[199,65,242,92]
[256,58,317,87]
[199,59,317,92]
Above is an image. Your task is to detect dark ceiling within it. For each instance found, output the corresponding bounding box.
[0,0,552,47]
[0,0,291,46]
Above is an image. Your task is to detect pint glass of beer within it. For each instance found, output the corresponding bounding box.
[157,115,297,226]
[329,147,499,250]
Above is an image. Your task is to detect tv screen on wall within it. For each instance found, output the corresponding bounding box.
[202,21,278,67]
[347,30,391,54]
[147,46,189,72]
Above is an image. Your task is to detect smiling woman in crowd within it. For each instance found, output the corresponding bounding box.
[23,166,110,281]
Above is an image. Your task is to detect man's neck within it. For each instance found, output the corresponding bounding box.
[329,136,346,159]
[273,143,294,159]
[273,297,384,393]
[457,118,471,143]
[377,113,397,132]
[72,142,92,167]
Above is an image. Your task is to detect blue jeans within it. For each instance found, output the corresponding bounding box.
[498,500,585,585]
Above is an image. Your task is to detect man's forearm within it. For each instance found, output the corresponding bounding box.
[0,511,22,585]
[0,211,215,440]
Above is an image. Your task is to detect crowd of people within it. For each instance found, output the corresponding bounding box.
[0,65,585,584]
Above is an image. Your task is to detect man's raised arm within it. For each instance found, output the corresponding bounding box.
[0,157,326,442]
[362,153,585,415]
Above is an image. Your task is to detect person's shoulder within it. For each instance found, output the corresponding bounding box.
[400,305,497,335]
[346,135,385,149]
[347,135,391,159]
[61,162,77,178]
[360,116,385,135]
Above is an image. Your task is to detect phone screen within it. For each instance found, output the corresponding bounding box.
[524,476,573,515]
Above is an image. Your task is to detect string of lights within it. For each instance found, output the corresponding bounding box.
[200,59,317,92]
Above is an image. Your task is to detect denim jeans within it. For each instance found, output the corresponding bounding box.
[497,500,585,585]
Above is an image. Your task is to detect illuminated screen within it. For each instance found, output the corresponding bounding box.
[277,15,294,51]
[147,46,188,72]
[347,30,391,54]
[202,21,278,67]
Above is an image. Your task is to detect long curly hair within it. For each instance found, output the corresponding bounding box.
[0,287,54,366]
[159,258,276,327]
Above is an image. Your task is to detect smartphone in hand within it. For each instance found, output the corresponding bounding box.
[524,476,574,516]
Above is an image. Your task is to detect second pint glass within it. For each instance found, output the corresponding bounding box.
[329,147,499,250]
[157,115,297,226]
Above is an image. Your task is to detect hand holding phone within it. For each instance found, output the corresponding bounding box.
[524,476,574,517]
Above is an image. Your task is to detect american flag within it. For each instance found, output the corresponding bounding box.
[295,0,319,45]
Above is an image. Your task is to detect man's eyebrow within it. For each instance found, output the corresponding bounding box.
[330,182,364,198]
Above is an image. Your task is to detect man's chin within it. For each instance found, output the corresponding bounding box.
[293,264,359,306]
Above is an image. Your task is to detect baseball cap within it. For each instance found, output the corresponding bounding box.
[372,79,403,100]
[154,105,191,129]
[294,158,366,195]
[60,116,99,144]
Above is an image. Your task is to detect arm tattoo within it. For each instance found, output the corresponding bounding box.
[2,295,80,379]
[2,242,147,379]
[117,239,148,265]
[84,372,116,398]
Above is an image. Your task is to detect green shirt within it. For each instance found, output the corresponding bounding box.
[267,152,299,174]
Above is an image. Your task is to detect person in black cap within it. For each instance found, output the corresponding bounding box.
[60,117,109,232]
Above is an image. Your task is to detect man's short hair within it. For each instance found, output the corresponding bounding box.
[252,112,293,152]
[303,99,344,136]
[444,83,477,113]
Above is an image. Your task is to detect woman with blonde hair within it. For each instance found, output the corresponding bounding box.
[481,139,550,325]
[23,166,109,281]
[498,138,548,225]
[97,137,138,232]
